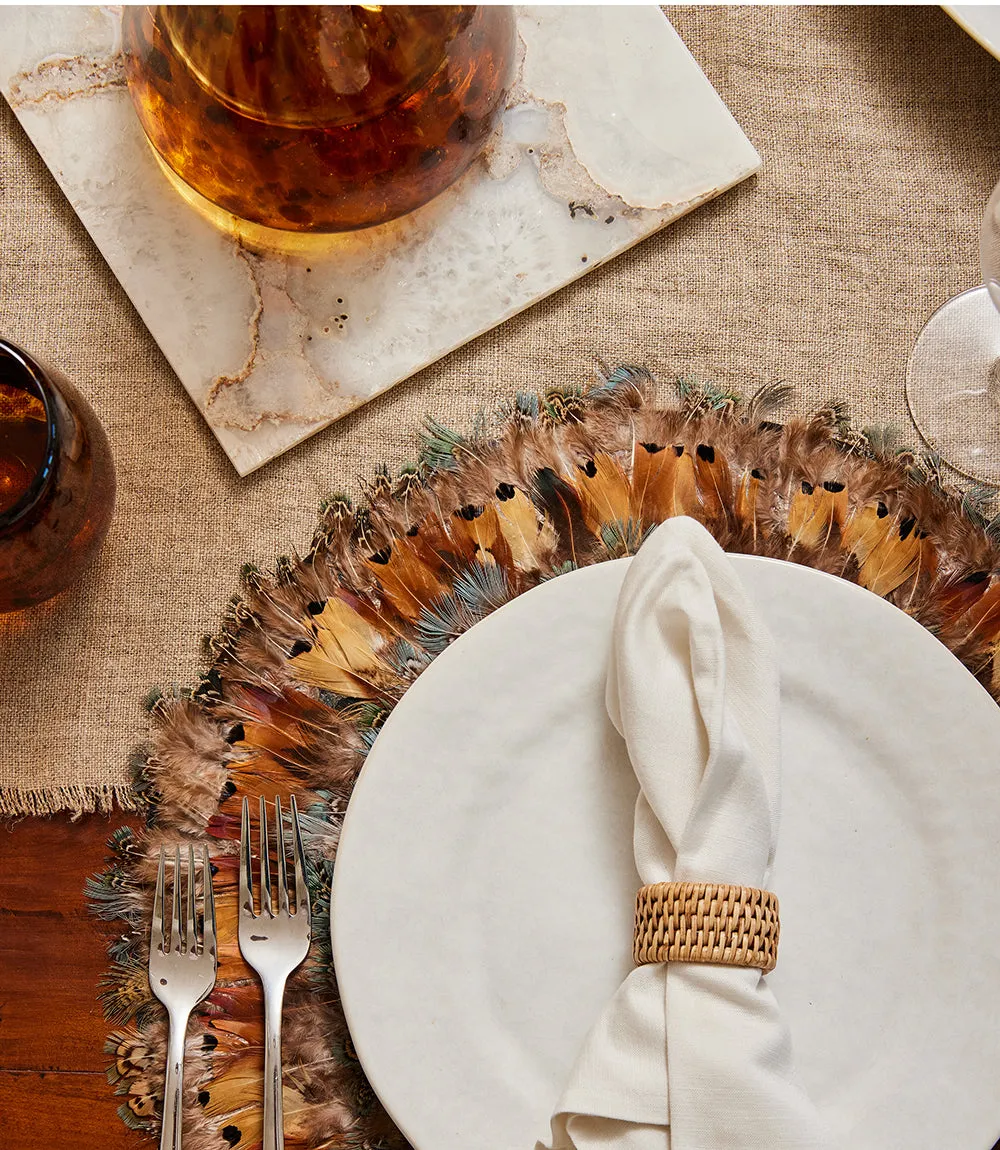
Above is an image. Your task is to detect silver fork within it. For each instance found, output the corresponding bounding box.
[149,845,217,1150]
[239,796,311,1150]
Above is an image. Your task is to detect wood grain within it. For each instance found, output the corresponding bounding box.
[5,806,998,1150]
[0,813,143,1150]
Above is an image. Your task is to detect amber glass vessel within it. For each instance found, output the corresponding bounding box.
[122,5,516,235]
[0,340,116,613]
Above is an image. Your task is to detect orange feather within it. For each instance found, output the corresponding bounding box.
[842,500,890,564]
[787,480,848,549]
[934,571,992,624]
[288,596,399,698]
[493,484,556,571]
[956,580,1000,646]
[856,514,924,597]
[568,453,631,535]
[449,502,513,567]
[734,468,768,543]
[364,536,448,620]
[692,443,734,522]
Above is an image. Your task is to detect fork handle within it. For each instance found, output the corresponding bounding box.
[160,1009,187,1150]
[262,978,287,1150]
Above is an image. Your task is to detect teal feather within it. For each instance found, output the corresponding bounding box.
[142,686,164,713]
[860,422,907,460]
[543,559,579,580]
[592,364,650,396]
[335,699,387,731]
[452,560,511,615]
[318,491,353,516]
[382,637,432,678]
[117,1102,156,1133]
[86,865,142,923]
[907,452,946,494]
[295,804,341,849]
[419,416,468,471]
[193,666,222,700]
[416,563,511,654]
[416,591,482,654]
[744,381,794,423]
[962,484,997,529]
[515,390,540,420]
[99,953,157,1026]
[541,384,586,423]
[304,862,334,986]
[107,824,137,856]
[600,517,651,558]
[107,933,139,965]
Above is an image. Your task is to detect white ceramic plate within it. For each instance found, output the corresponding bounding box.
[945,5,1000,60]
[332,556,1000,1150]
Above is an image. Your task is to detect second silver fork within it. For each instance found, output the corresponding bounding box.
[239,795,311,1150]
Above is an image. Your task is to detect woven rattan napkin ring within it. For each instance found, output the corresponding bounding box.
[633,882,780,973]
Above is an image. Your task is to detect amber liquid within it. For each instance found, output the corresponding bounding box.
[0,381,48,517]
[123,5,515,234]
[0,342,116,614]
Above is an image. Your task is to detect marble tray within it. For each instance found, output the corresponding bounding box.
[0,6,760,475]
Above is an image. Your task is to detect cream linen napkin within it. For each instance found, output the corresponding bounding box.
[539,517,830,1150]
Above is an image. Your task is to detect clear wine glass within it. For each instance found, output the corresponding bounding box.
[906,177,1000,484]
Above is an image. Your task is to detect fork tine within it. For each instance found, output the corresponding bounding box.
[151,848,166,954]
[276,795,290,915]
[259,795,273,917]
[290,794,310,920]
[170,847,183,954]
[240,797,255,919]
[202,845,217,962]
[185,844,197,955]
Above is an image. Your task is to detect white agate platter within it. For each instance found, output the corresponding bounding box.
[331,555,1000,1150]
[0,7,759,475]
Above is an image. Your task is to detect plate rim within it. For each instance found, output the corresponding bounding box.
[944,4,1000,60]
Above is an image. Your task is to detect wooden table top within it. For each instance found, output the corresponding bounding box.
[8,811,1000,1150]
[0,812,143,1150]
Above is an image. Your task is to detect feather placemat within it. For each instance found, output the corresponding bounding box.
[90,368,1000,1150]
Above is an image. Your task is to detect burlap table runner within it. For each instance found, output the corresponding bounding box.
[1,5,998,818]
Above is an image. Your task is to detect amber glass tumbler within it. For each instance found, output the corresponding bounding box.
[0,340,116,613]
[122,5,516,234]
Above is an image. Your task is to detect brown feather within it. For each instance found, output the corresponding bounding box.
[101,373,1000,1150]
[144,700,230,832]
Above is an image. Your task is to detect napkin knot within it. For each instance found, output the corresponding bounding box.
[633,881,780,972]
